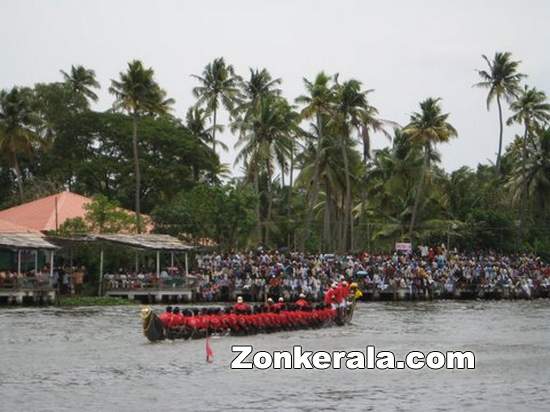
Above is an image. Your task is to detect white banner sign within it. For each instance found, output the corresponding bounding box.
[395,242,412,253]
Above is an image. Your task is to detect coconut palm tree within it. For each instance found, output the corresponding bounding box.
[185,106,226,151]
[0,87,40,202]
[234,95,295,245]
[356,99,396,248]
[475,52,525,174]
[507,127,550,218]
[192,58,241,154]
[297,123,349,251]
[238,68,281,113]
[61,65,100,105]
[109,60,174,233]
[232,68,285,244]
[332,78,368,251]
[404,97,457,241]
[508,86,550,144]
[295,72,334,249]
[507,86,550,233]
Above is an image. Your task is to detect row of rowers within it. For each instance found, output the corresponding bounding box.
[158,295,338,332]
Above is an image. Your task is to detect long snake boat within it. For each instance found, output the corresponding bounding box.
[141,299,357,343]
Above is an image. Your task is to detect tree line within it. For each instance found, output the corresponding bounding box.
[0,52,549,256]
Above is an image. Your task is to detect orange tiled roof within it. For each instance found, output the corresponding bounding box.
[0,191,152,233]
[0,191,91,232]
[0,218,40,233]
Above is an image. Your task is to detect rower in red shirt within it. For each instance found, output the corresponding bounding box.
[158,306,173,328]
[171,307,185,327]
[295,293,310,309]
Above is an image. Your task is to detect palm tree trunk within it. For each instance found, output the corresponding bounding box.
[211,109,217,154]
[323,181,331,251]
[340,138,351,253]
[287,140,294,249]
[254,168,262,243]
[519,122,529,240]
[360,129,370,251]
[12,153,24,203]
[266,160,273,246]
[350,200,355,251]
[302,112,324,251]
[360,187,367,250]
[339,192,346,251]
[132,113,142,233]
[334,194,341,251]
[408,145,430,241]
[496,94,504,174]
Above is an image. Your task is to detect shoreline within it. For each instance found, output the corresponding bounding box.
[1,294,549,308]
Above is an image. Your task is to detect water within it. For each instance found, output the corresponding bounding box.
[1,301,549,412]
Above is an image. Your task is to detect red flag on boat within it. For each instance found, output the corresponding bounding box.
[206,337,214,363]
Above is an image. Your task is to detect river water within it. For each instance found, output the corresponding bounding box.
[1,300,549,412]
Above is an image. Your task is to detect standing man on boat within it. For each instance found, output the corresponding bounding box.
[324,283,338,309]
[233,296,251,313]
[272,297,285,311]
[295,293,310,308]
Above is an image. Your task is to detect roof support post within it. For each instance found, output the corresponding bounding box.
[34,250,38,274]
[185,252,189,276]
[98,247,104,296]
[156,250,160,288]
[50,250,54,279]
[17,249,21,276]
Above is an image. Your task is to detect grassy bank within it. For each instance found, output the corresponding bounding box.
[57,296,137,307]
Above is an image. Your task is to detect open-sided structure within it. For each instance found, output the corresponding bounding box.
[0,233,59,304]
[47,233,194,297]
[0,233,58,275]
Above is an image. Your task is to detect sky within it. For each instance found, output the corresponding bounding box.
[1,0,549,176]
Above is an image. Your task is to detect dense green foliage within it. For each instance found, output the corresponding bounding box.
[1,54,549,255]
[152,184,257,248]
[58,296,136,306]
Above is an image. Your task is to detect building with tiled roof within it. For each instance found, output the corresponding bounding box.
[0,192,91,232]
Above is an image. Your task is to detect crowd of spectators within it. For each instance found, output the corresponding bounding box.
[104,267,186,290]
[3,246,550,301]
[192,247,550,301]
[0,265,85,294]
[0,268,51,289]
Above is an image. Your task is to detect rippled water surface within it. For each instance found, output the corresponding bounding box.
[1,301,549,412]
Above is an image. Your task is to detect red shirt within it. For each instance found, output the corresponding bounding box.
[209,316,222,330]
[342,285,350,299]
[324,288,336,305]
[159,312,173,327]
[172,313,185,326]
[195,315,208,330]
[334,285,346,303]
[296,298,310,308]
[233,302,251,312]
